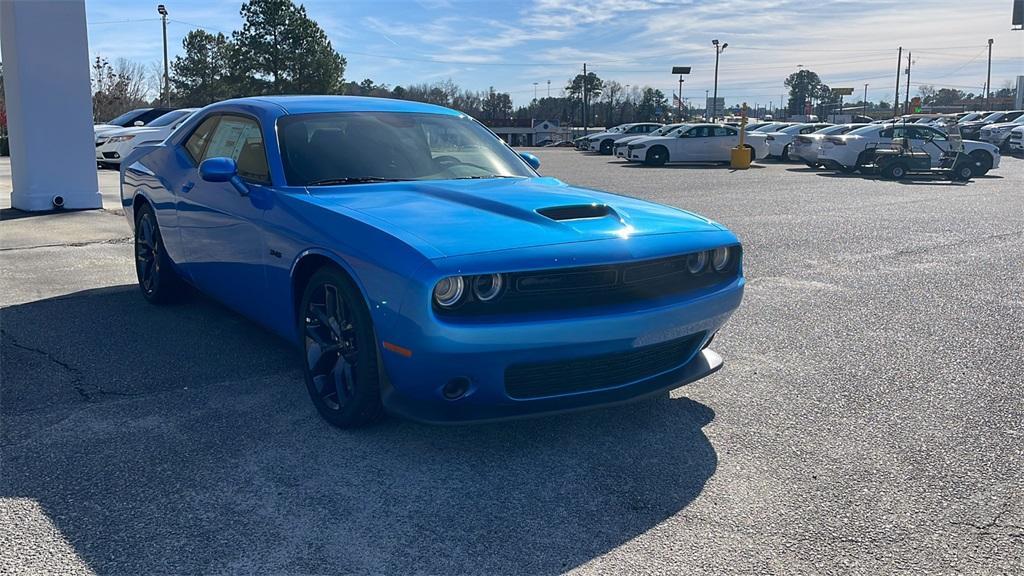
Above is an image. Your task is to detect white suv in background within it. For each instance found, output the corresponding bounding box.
[818,123,1001,175]
[979,115,1024,151]
[1008,125,1024,154]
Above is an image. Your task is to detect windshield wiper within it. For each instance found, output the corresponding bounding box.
[307,177,412,186]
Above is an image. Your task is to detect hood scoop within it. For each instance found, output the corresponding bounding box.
[537,204,616,222]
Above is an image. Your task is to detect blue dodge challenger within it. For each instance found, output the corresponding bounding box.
[120,96,745,427]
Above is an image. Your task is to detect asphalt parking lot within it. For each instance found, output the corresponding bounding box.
[2,152,1022,575]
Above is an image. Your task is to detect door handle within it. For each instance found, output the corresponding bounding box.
[181,182,195,193]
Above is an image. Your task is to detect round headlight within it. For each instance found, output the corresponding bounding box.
[711,247,731,271]
[433,276,465,307]
[686,251,708,274]
[472,273,504,302]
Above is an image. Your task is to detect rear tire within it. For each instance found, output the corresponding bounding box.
[743,144,756,161]
[781,144,791,161]
[645,146,668,166]
[299,266,384,428]
[968,150,993,176]
[599,139,614,155]
[880,162,907,180]
[134,203,185,304]
[805,161,820,169]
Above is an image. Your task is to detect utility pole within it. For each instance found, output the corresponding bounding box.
[533,82,538,101]
[986,38,994,111]
[547,80,550,98]
[904,51,912,115]
[864,83,869,117]
[158,4,169,106]
[894,46,902,118]
[582,63,588,136]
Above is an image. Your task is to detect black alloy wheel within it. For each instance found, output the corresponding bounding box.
[968,150,993,176]
[300,267,383,428]
[134,203,183,304]
[645,146,668,166]
[600,139,614,155]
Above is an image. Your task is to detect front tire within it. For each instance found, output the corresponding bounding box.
[781,144,791,161]
[645,146,668,166]
[805,161,820,169]
[134,203,185,304]
[300,267,384,428]
[599,139,614,155]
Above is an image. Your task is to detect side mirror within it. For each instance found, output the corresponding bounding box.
[519,152,541,170]
[133,120,145,126]
[199,157,249,195]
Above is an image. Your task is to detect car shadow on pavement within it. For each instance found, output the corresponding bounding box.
[620,163,765,170]
[2,285,718,574]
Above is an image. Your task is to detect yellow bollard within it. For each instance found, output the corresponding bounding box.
[730,102,752,169]
[730,146,752,169]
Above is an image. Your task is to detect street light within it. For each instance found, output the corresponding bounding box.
[157,4,169,106]
[711,39,727,122]
[671,66,691,121]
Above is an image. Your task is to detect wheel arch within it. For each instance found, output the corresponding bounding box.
[290,249,369,330]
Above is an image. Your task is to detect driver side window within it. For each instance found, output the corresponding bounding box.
[203,116,270,184]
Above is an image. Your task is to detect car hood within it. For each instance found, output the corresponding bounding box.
[982,122,1022,131]
[304,177,723,258]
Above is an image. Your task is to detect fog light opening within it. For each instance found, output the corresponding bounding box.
[443,377,471,400]
[52,195,65,209]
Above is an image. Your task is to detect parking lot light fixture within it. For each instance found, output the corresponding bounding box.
[158,4,169,106]
[711,40,727,122]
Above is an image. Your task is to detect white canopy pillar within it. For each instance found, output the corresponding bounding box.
[0,0,100,211]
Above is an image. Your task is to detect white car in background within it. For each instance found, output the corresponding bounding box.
[1008,125,1024,154]
[750,122,797,133]
[93,107,176,139]
[588,122,663,154]
[765,122,834,160]
[819,123,1000,175]
[95,108,198,167]
[626,123,768,165]
[979,115,1024,150]
[614,123,686,159]
[791,124,868,167]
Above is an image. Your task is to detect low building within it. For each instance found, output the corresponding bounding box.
[482,119,568,146]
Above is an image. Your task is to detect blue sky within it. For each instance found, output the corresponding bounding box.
[85,0,1023,107]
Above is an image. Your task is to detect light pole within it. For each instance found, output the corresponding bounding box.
[158,4,169,106]
[985,38,994,111]
[671,66,691,121]
[546,80,550,98]
[711,39,727,122]
[533,82,538,101]
[863,83,869,117]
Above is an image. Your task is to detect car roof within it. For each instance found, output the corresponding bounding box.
[215,95,464,117]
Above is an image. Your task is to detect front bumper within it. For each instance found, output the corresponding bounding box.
[378,253,743,423]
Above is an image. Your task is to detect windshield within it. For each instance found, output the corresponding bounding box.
[278,112,535,186]
[816,125,850,135]
[649,124,684,136]
[147,109,194,127]
[106,109,148,126]
[980,112,1005,122]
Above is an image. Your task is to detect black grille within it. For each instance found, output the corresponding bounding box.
[505,333,704,399]
[438,246,741,317]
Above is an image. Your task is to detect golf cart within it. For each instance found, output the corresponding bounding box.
[871,116,976,182]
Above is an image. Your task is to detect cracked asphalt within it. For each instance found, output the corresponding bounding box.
[1,153,1022,575]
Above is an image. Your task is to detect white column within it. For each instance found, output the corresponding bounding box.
[0,0,100,211]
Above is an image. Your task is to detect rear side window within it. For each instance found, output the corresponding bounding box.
[204,116,270,184]
[184,116,220,164]
[137,109,170,125]
[713,126,735,137]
